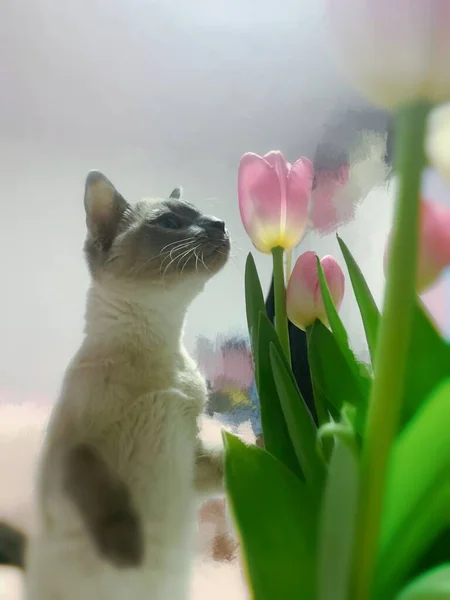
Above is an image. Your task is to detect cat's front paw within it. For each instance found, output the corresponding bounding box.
[195,416,225,497]
[93,508,145,568]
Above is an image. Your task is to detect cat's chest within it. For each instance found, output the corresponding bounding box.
[49,348,207,502]
[99,389,199,517]
[96,384,199,459]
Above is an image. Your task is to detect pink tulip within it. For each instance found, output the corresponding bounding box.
[384,200,450,293]
[325,1,450,108]
[238,151,313,253]
[286,251,345,330]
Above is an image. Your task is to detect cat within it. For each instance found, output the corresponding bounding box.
[24,171,230,600]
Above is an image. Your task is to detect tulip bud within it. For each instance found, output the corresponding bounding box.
[325,1,450,108]
[426,103,450,186]
[238,151,313,253]
[384,200,450,293]
[286,251,345,330]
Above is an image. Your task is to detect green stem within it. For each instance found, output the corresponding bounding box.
[350,101,430,599]
[272,246,291,365]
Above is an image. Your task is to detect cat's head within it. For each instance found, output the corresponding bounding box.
[83,171,230,287]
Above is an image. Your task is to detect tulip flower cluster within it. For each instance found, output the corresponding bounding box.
[238,148,450,330]
[226,3,450,600]
[238,149,348,355]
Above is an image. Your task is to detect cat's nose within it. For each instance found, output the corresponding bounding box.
[209,217,226,232]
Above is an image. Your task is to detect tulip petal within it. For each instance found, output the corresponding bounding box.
[264,150,291,175]
[426,2,450,101]
[284,158,314,248]
[418,201,450,291]
[287,251,320,330]
[321,255,346,313]
[264,151,290,241]
[238,153,283,253]
[287,251,345,330]
[326,0,450,108]
[385,199,450,293]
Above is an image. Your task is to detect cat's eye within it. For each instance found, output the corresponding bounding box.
[157,215,182,230]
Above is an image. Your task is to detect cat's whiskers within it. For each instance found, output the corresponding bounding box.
[194,247,201,273]
[175,245,198,274]
[181,245,201,275]
[125,237,200,277]
[168,240,196,260]
[129,247,171,276]
[134,237,198,275]
[158,240,198,273]
[159,237,197,254]
[216,247,238,267]
[200,249,211,273]
[161,242,197,278]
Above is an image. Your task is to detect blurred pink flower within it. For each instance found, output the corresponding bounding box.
[195,335,254,392]
[286,251,345,330]
[238,151,313,253]
[309,132,389,236]
[422,278,448,335]
[325,0,450,108]
[213,346,254,391]
[384,199,450,293]
[310,164,350,233]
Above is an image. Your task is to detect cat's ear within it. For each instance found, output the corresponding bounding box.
[84,171,130,246]
[169,187,183,200]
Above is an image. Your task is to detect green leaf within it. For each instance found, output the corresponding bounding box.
[269,342,324,489]
[245,255,303,477]
[337,235,380,364]
[375,379,450,599]
[316,258,372,402]
[341,403,358,433]
[224,432,318,600]
[316,403,361,458]
[316,256,350,353]
[330,237,450,431]
[244,252,266,349]
[334,239,450,428]
[396,565,450,600]
[307,321,368,433]
[412,531,450,589]
[332,238,450,430]
[318,440,359,600]
[401,301,450,427]
[255,313,304,479]
[317,420,359,460]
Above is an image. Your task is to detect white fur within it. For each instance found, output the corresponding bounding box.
[25,277,224,600]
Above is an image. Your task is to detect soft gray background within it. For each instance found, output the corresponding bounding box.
[0,0,414,401]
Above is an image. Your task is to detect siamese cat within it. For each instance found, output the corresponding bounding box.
[24,171,230,600]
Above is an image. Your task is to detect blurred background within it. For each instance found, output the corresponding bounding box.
[0,0,394,401]
[1,0,450,598]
